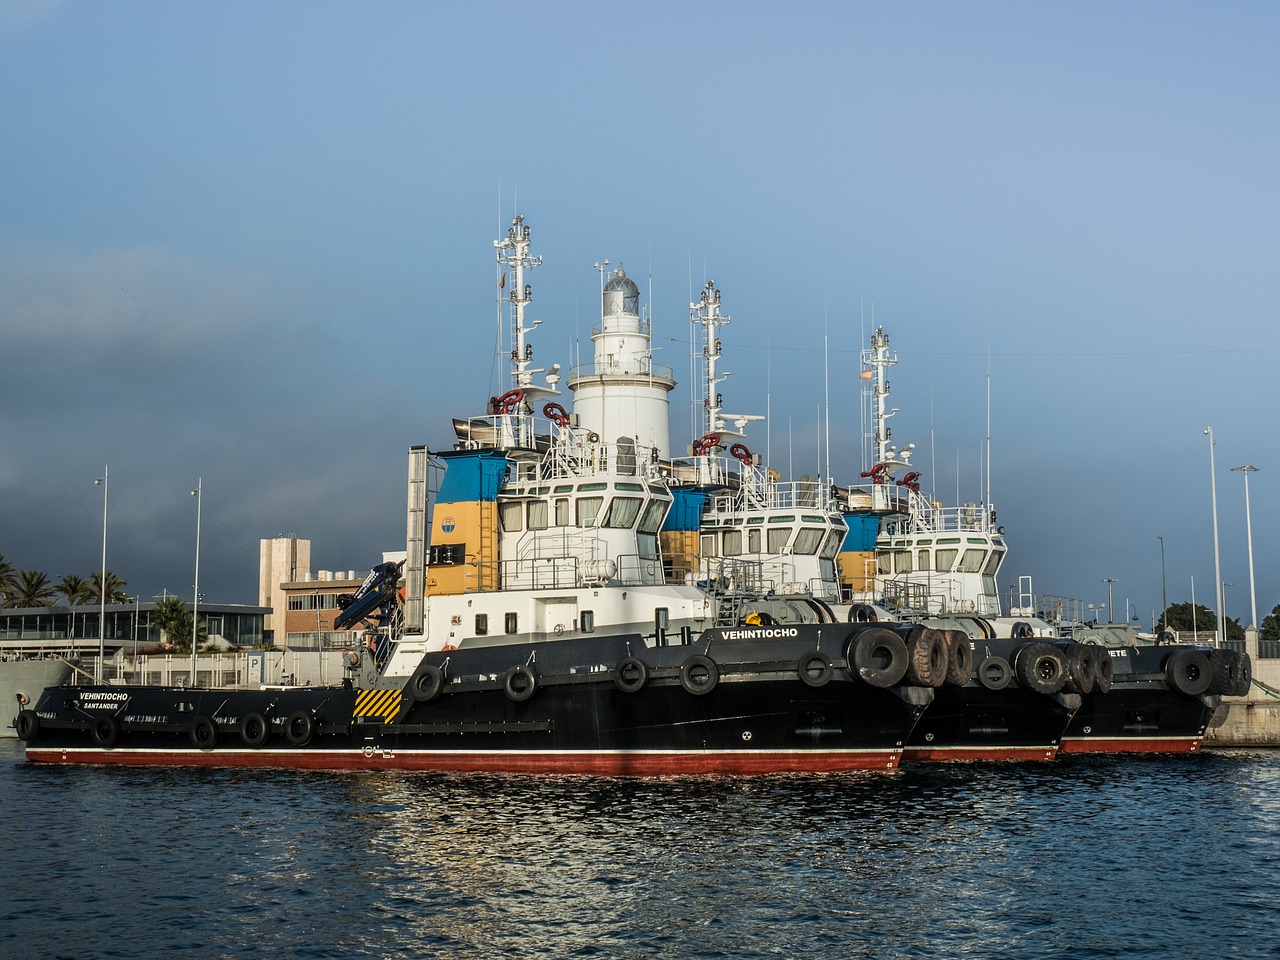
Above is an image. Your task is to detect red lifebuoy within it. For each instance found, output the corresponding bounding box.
[543,401,570,427]
[495,389,525,414]
[729,443,753,465]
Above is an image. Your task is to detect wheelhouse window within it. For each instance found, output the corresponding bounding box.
[794,528,824,555]
[935,549,957,572]
[603,496,643,529]
[982,549,1004,577]
[748,529,761,553]
[893,550,913,573]
[554,498,570,526]
[917,549,931,572]
[638,500,667,535]
[820,530,842,560]
[577,496,603,526]
[767,528,790,553]
[499,501,523,532]
[723,530,743,556]
[957,549,986,573]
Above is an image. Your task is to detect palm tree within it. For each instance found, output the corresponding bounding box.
[11,570,57,607]
[87,570,130,605]
[56,573,95,606]
[0,553,18,605]
[152,595,205,651]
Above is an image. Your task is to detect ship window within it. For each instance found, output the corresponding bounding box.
[638,533,659,559]
[748,529,761,553]
[893,550,913,573]
[577,496,603,526]
[877,553,893,574]
[701,534,716,557]
[820,530,842,560]
[504,612,518,634]
[917,549,931,572]
[499,501,523,532]
[746,517,765,525]
[768,515,795,523]
[638,500,667,534]
[982,549,1004,576]
[475,613,488,635]
[553,484,574,494]
[429,544,466,565]
[723,530,743,556]
[655,608,670,629]
[603,497,643,528]
[767,528,790,553]
[957,549,986,573]
[581,610,595,632]
[935,549,957,572]
[578,482,608,492]
[554,498,570,526]
[527,501,548,530]
[794,528,824,555]
[617,482,645,492]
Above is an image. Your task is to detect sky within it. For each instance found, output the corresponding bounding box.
[2,1,1277,627]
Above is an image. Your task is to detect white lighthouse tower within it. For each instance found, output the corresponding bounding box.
[567,267,677,460]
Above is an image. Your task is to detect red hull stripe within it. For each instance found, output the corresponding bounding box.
[1058,736,1202,755]
[902,745,1058,763]
[24,746,904,775]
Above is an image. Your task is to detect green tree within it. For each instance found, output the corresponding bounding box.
[152,595,207,652]
[0,553,17,604]
[1259,604,1280,645]
[56,573,95,607]
[10,570,57,607]
[87,570,130,605]
[1160,600,1244,643]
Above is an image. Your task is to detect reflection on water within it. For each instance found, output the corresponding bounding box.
[4,742,1280,959]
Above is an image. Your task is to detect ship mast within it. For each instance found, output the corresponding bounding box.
[493,215,560,403]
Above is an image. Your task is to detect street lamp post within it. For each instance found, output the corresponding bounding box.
[1231,465,1259,630]
[94,466,108,683]
[1205,427,1224,648]
[1102,578,1117,625]
[1157,535,1167,629]
[191,479,202,687]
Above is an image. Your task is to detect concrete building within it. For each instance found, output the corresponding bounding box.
[259,536,310,642]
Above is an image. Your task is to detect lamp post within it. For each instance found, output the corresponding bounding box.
[1157,535,1167,629]
[93,466,108,682]
[191,479,202,687]
[1102,578,1117,625]
[1231,465,1259,630]
[1205,427,1224,648]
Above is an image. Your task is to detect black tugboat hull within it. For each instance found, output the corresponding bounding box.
[21,627,931,774]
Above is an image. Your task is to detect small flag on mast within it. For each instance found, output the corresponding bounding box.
[499,273,507,289]
[859,369,873,381]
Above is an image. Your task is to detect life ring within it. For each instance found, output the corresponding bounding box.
[729,443,753,466]
[798,650,834,688]
[1164,649,1212,697]
[410,663,445,702]
[944,631,974,686]
[495,388,525,414]
[238,712,269,748]
[692,433,721,456]
[15,709,40,741]
[848,604,878,624]
[90,715,120,748]
[1064,644,1096,695]
[1013,642,1068,695]
[977,656,1012,691]
[679,654,719,695]
[543,401,570,427]
[847,628,908,688]
[503,664,538,702]
[189,716,218,750]
[284,710,315,746]
[905,627,948,688]
[613,656,649,693]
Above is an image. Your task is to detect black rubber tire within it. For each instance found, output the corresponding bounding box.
[1011,621,1034,640]
[14,709,39,741]
[849,628,909,688]
[90,715,120,748]
[798,650,834,687]
[679,654,719,695]
[1208,649,1251,697]
[613,656,649,693]
[504,664,538,702]
[189,716,218,750]
[977,656,1012,691]
[1014,642,1068,695]
[1230,650,1253,697]
[1165,649,1213,697]
[284,710,315,746]
[907,628,947,688]
[1064,644,1096,695]
[238,712,269,748]
[1093,650,1114,694]
[945,631,974,686]
[410,663,445,702]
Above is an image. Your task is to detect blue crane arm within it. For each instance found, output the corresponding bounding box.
[333,561,403,631]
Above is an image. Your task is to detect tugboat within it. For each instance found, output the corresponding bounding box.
[19,216,937,773]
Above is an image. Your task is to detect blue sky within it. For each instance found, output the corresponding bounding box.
[2,1,1276,627]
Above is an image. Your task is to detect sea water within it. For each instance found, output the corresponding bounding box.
[3,740,1278,959]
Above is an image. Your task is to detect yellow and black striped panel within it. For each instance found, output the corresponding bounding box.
[353,688,407,724]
